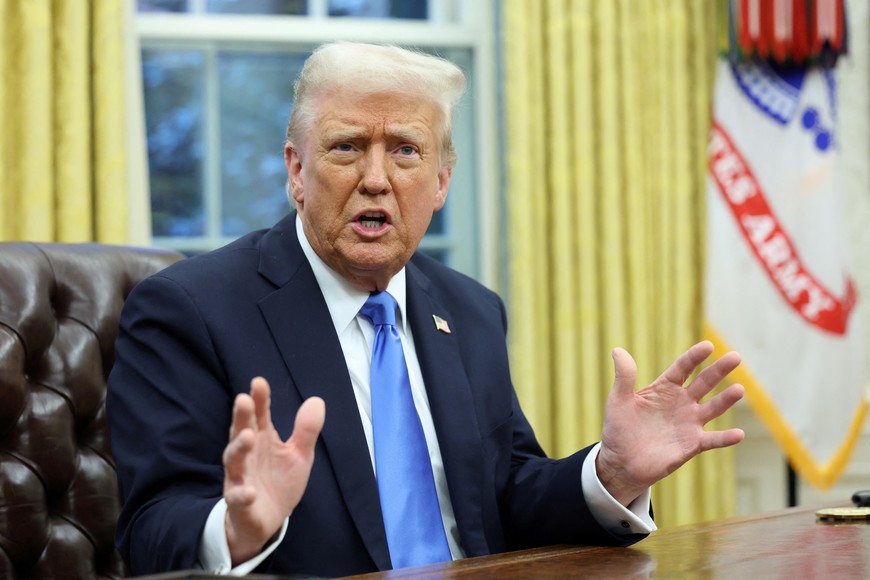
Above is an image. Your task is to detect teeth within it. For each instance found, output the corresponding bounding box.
[359,212,386,229]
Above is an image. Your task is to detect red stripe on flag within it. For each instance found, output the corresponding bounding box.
[792,0,810,63]
[709,122,856,335]
[739,0,756,55]
[759,0,774,59]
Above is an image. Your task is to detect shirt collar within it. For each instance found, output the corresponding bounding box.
[295,214,408,335]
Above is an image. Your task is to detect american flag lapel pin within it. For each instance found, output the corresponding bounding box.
[432,314,452,334]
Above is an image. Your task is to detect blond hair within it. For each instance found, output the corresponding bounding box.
[285,42,467,168]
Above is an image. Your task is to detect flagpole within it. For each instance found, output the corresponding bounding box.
[787,461,798,507]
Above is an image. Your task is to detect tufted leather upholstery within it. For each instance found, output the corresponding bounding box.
[0,242,184,579]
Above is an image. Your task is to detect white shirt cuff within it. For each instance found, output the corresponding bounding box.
[197,498,289,575]
[581,442,657,536]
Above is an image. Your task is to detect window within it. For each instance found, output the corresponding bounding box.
[136,0,497,282]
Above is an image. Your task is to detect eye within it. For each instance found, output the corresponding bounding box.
[397,145,418,156]
[333,143,354,152]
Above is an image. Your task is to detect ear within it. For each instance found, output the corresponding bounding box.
[285,143,304,204]
[433,165,452,212]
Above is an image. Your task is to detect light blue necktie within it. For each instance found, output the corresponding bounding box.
[360,291,451,569]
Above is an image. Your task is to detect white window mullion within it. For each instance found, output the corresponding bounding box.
[203,45,223,247]
[137,16,479,47]
[308,0,328,19]
[458,0,476,26]
[189,0,207,14]
[428,0,444,24]
[471,0,497,288]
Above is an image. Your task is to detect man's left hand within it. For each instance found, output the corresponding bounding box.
[596,341,745,506]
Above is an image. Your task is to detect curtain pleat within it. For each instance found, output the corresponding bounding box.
[546,0,580,448]
[93,0,128,243]
[6,1,54,240]
[505,0,551,443]
[0,0,8,238]
[0,0,130,244]
[503,0,734,528]
[571,2,604,442]
[55,0,93,241]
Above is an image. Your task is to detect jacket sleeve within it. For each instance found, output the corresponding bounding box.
[107,274,234,575]
[490,298,650,550]
[500,397,650,549]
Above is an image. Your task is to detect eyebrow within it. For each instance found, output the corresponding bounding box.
[321,125,428,145]
[385,126,427,144]
[321,128,367,143]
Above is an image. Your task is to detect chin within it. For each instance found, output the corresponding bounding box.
[343,250,407,279]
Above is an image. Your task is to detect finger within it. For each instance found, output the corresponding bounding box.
[289,396,326,453]
[223,427,255,485]
[225,482,256,507]
[698,383,745,424]
[685,351,741,401]
[699,427,745,452]
[659,341,714,386]
[250,376,272,432]
[610,348,638,400]
[229,392,256,443]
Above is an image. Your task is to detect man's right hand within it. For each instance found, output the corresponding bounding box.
[222,377,325,565]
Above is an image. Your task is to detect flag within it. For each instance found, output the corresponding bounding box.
[721,0,848,68]
[704,57,867,489]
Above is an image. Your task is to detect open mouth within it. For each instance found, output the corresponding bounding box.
[357,211,388,229]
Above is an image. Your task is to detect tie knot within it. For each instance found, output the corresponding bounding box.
[360,291,398,327]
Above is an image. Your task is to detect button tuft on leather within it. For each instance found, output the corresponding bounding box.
[0,242,184,577]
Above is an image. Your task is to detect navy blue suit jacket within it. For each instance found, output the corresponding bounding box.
[107,213,644,577]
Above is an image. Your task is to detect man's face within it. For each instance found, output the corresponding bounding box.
[286,90,452,291]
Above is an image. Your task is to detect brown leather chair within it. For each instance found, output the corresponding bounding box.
[0,242,184,579]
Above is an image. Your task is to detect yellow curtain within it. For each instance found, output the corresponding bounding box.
[503,0,735,528]
[0,0,130,243]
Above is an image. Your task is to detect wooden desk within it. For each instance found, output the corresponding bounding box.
[348,504,870,578]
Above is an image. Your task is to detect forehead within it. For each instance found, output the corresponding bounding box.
[311,90,442,139]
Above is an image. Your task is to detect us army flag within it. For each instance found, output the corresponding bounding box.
[705,58,867,489]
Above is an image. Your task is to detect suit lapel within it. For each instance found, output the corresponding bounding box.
[255,216,391,570]
[405,263,489,557]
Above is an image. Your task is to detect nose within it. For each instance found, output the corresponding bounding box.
[359,146,391,195]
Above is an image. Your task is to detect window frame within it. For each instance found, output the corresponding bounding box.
[134,0,499,286]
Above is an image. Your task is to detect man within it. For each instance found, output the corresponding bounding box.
[107,42,744,577]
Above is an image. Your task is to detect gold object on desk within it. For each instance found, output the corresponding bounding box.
[816,507,870,522]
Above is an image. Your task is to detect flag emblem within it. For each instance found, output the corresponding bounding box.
[432,315,451,334]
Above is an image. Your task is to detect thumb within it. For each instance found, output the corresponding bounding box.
[610,347,638,400]
[291,396,326,452]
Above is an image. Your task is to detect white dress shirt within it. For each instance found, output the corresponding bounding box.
[197,216,656,574]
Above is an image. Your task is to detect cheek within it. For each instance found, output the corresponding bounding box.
[307,169,355,208]
[402,196,437,233]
